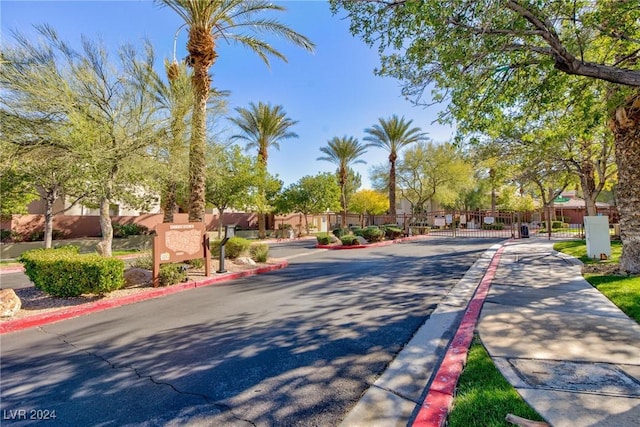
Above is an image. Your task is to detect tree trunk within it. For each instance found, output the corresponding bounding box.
[580,159,599,216]
[188,86,207,223]
[162,180,177,223]
[610,93,640,274]
[258,213,266,239]
[97,196,113,258]
[43,187,58,249]
[389,158,397,218]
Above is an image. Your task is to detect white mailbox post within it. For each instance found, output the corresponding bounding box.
[584,216,611,259]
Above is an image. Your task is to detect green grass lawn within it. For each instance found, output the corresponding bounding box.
[448,337,545,427]
[553,239,622,264]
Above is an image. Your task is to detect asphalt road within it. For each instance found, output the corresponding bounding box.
[1,237,501,426]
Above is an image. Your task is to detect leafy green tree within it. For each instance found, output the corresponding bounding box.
[229,101,300,238]
[364,115,426,217]
[156,0,314,223]
[275,173,341,235]
[317,136,370,226]
[396,142,474,214]
[2,27,162,256]
[333,0,640,272]
[0,165,38,217]
[205,145,256,238]
[348,189,389,228]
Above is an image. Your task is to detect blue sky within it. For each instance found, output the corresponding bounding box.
[1,0,455,188]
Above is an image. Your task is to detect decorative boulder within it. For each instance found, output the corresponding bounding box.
[0,289,21,317]
[123,268,152,287]
[235,257,257,265]
[356,236,368,245]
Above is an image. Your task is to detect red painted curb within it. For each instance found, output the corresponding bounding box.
[412,245,505,427]
[0,261,288,334]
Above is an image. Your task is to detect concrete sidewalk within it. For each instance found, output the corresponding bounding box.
[478,240,640,427]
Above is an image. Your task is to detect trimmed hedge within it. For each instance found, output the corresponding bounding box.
[341,235,360,246]
[224,237,251,259]
[332,228,350,238]
[316,232,333,245]
[383,226,404,240]
[362,226,384,242]
[20,247,125,297]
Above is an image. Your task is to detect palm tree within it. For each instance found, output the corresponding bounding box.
[229,102,299,166]
[229,101,299,237]
[364,115,426,218]
[317,136,369,226]
[155,0,314,222]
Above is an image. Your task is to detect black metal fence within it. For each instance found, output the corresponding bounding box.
[327,210,620,240]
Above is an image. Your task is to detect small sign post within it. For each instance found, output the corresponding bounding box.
[153,223,211,287]
[217,225,235,273]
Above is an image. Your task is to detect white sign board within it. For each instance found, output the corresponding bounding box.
[484,216,495,225]
[445,214,453,224]
[434,217,446,227]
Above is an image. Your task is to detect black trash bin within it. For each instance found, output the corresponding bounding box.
[520,224,530,238]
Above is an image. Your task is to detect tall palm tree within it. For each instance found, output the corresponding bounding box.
[364,115,426,218]
[229,101,299,237]
[317,136,369,226]
[229,101,299,166]
[156,0,314,222]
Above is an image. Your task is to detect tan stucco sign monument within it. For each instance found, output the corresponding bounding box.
[153,223,211,287]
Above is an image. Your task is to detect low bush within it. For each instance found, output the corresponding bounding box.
[225,237,251,259]
[27,229,66,242]
[332,228,350,238]
[316,232,333,245]
[340,235,360,246]
[384,226,404,240]
[20,247,124,297]
[185,258,204,269]
[113,223,149,238]
[0,229,23,243]
[351,227,364,237]
[481,223,504,230]
[362,226,384,242]
[158,263,187,286]
[131,252,153,269]
[250,243,269,263]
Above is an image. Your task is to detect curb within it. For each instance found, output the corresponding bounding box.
[411,244,505,427]
[0,261,288,334]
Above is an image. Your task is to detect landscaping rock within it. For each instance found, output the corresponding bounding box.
[0,289,21,317]
[124,268,152,287]
[235,257,257,266]
[356,236,368,245]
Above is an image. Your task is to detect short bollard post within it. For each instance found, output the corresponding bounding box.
[217,225,235,273]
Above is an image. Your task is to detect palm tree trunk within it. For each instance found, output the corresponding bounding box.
[188,84,207,223]
[611,93,640,274]
[162,181,177,223]
[389,159,397,218]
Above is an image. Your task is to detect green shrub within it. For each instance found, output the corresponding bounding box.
[341,235,360,246]
[316,232,333,245]
[481,223,504,230]
[210,239,221,258]
[20,247,124,297]
[362,226,384,242]
[131,252,153,269]
[351,227,364,237]
[332,228,350,238]
[27,229,66,241]
[384,226,404,240]
[158,263,187,286]
[113,223,149,238]
[225,237,251,259]
[185,258,204,269]
[250,243,269,263]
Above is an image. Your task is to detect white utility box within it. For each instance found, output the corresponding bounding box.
[584,216,611,259]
